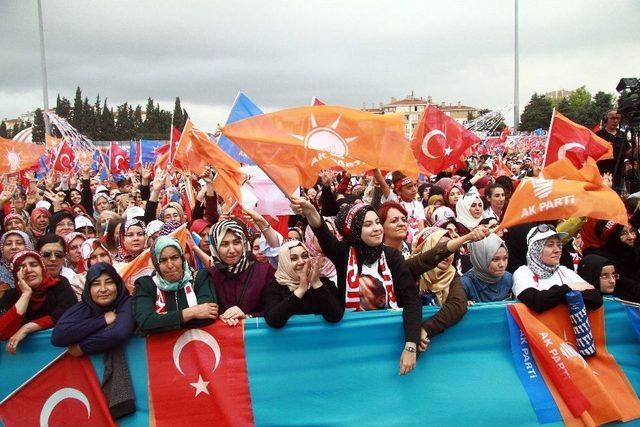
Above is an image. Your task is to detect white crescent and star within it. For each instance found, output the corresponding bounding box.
[172,328,222,397]
[39,387,91,427]
[421,130,453,159]
[114,154,125,169]
[558,142,585,159]
[59,153,72,169]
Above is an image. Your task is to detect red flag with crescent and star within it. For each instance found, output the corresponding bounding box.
[0,353,115,427]
[52,140,76,172]
[411,105,481,174]
[109,142,130,174]
[543,111,612,167]
[146,322,255,426]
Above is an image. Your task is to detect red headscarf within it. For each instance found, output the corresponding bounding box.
[11,250,60,310]
[29,208,51,238]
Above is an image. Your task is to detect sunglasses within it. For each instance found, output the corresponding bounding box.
[528,224,556,243]
[41,251,65,259]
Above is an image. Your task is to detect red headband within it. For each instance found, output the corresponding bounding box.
[342,203,367,238]
[394,177,413,192]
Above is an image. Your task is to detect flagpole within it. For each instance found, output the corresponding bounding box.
[541,108,556,168]
[513,0,519,132]
[36,0,51,137]
[0,351,67,405]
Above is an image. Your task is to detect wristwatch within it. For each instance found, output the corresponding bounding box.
[404,346,416,353]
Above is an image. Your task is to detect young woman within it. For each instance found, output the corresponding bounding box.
[291,198,421,376]
[208,219,275,325]
[0,250,77,352]
[115,219,146,263]
[264,240,343,328]
[484,183,506,221]
[512,224,603,313]
[69,239,115,298]
[455,187,487,235]
[134,236,218,333]
[461,234,513,303]
[578,254,640,303]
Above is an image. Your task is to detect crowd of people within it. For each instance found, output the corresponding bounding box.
[0,110,638,418]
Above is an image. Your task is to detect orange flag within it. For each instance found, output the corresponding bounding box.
[544,111,613,167]
[221,106,419,195]
[499,158,627,230]
[0,136,46,174]
[117,225,190,292]
[509,303,640,425]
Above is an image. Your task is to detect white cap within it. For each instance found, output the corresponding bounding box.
[125,206,145,220]
[146,220,164,239]
[526,225,569,246]
[36,200,52,210]
[75,215,95,230]
[95,185,109,194]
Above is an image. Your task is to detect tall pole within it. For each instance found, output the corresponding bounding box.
[513,0,519,132]
[37,0,51,137]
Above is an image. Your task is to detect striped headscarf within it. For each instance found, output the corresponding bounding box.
[208,219,254,276]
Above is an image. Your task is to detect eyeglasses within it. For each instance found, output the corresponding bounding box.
[600,273,620,280]
[528,224,556,243]
[41,251,65,259]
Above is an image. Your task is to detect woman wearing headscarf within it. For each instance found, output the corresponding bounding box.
[264,240,343,328]
[4,213,28,233]
[29,207,51,240]
[455,187,487,235]
[0,250,77,352]
[115,218,146,263]
[461,234,513,303]
[69,239,115,298]
[577,254,640,302]
[0,230,33,290]
[159,202,186,225]
[64,232,87,274]
[304,219,338,286]
[290,198,421,375]
[512,224,603,313]
[208,219,275,325]
[134,236,218,333]
[586,222,640,283]
[48,210,76,238]
[52,263,136,419]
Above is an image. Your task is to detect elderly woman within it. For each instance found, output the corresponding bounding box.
[64,232,87,274]
[29,207,52,240]
[48,211,76,238]
[512,224,603,313]
[0,230,33,290]
[264,240,343,328]
[4,213,27,233]
[291,198,421,375]
[208,219,275,325]
[0,250,77,352]
[115,218,146,263]
[461,234,513,303]
[134,236,218,333]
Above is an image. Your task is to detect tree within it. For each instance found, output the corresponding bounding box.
[101,99,116,140]
[519,93,553,131]
[55,94,72,118]
[0,121,7,138]
[133,105,143,136]
[81,97,93,137]
[172,97,185,131]
[93,95,103,139]
[32,108,45,143]
[71,86,83,129]
[115,102,135,140]
[591,91,615,128]
[565,86,592,126]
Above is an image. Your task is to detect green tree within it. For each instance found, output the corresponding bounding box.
[132,105,143,137]
[0,121,7,138]
[71,86,83,129]
[101,99,116,140]
[81,97,93,137]
[172,97,185,131]
[565,86,592,126]
[55,94,72,118]
[93,95,103,139]
[519,93,553,131]
[591,91,615,128]
[32,108,45,143]
[115,102,135,140]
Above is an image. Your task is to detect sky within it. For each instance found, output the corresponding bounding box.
[1,0,639,131]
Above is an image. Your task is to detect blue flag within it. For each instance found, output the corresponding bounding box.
[129,140,164,169]
[217,92,263,165]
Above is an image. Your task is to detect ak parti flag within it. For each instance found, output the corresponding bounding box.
[544,111,613,167]
[173,120,244,208]
[509,304,640,425]
[499,158,627,230]
[117,225,190,292]
[146,322,254,427]
[221,105,418,195]
[411,105,481,174]
[52,141,76,172]
[0,353,115,427]
[156,125,183,169]
[0,136,46,174]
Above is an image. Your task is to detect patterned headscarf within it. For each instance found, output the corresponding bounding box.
[334,203,383,265]
[0,230,34,287]
[116,218,146,262]
[526,237,560,280]
[208,219,254,276]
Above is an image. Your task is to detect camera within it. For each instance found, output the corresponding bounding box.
[616,78,640,131]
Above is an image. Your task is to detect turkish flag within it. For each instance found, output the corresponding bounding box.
[498,157,627,230]
[499,126,509,143]
[311,96,325,106]
[146,322,255,427]
[155,126,184,170]
[0,353,115,426]
[0,136,46,174]
[411,105,481,174]
[544,111,613,167]
[52,141,76,172]
[109,142,130,174]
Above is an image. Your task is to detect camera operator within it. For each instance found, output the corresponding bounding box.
[596,109,630,193]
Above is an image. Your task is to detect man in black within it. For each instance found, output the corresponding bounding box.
[596,109,630,193]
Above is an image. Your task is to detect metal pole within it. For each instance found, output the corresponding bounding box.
[37,0,51,137]
[513,0,519,132]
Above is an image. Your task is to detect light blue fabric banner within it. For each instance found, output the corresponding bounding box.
[1,300,640,426]
[217,92,263,165]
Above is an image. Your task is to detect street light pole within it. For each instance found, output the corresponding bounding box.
[514,0,519,132]
[37,0,51,137]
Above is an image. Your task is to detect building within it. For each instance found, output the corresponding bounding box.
[544,89,573,102]
[376,93,479,138]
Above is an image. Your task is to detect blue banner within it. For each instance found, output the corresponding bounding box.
[2,300,640,426]
[129,140,164,169]
[506,308,562,424]
[217,92,263,165]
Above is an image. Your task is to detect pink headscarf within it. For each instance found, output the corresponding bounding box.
[304,220,337,280]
